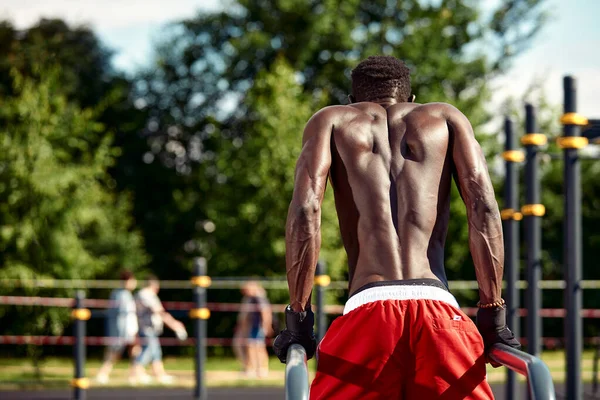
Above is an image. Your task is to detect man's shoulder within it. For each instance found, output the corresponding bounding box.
[308,105,358,123]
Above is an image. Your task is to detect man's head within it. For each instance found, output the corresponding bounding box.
[350,56,413,103]
[146,274,160,293]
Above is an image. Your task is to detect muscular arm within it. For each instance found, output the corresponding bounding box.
[285,109,333,312]
[448,106,503,305]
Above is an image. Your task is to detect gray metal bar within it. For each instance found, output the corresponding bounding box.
[489,344,556,400]
[563,75,583,400]
[285,344,309,400]
[523,103,542,361]
[503,117,520,400]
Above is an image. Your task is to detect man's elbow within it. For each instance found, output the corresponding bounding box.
[468,196,500,229]
[294,201,320,218]
[287,201,321,235]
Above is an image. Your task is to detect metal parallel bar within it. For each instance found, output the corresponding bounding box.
[285,344,309,400]
[489,343,556,400]
[503,117,520,400]
[523,104,543,362]
[545,153,600,161]
[562,76,583,400]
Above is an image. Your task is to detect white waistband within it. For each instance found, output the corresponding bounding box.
[343,284,459,315]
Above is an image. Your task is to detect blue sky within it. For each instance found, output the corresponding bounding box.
[1,0,598,117]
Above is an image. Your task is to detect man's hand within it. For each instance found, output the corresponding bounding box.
[273,306,317,363]
[476,305,521,367]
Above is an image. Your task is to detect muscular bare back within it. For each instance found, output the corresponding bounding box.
[329,102,454,294]
[285,100,503,312]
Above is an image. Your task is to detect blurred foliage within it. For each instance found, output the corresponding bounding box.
[207,57,346,289]
[0,70,147,358]
[0,19,114,108]
[0,19,148,361]
[133,0,547,285]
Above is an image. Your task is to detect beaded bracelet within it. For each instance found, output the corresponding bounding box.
[477,298,506,309]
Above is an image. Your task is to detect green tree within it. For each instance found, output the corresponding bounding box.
[0,19,113,108]
[205,57,344,278]
[0,71,147,353]
[133,0,548,283]
[0,17,169,281]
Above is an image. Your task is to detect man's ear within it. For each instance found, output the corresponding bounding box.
[408,94,416,103]
[348,94,356,104]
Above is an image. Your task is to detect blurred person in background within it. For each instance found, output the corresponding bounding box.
[96,270,140,385]
[234,281,273,378]
[133,275,188,384]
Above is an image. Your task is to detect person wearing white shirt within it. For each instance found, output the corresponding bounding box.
[133,275,187,384]
[96,271,140,384]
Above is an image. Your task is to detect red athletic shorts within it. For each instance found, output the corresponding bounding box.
[310,280,494,399]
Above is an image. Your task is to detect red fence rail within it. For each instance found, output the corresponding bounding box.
[0,335,274,347]
[1,296,600,318]
[0,335,597,348]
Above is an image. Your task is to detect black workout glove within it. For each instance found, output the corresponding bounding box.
[476,305,522,368]
[273,305,317,363]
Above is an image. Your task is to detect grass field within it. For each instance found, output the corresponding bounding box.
[0,351,597,390]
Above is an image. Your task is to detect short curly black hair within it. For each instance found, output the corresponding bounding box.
[351,56,411,102]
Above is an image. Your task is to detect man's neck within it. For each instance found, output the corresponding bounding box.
[364,97,400,108]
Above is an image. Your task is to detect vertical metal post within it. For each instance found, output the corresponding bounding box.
[593,342,599,395]
[191,257,209,400]
[72,290,89,400]
[562,76,584,400]
[315,261,328,344]
[522,104,543,362]
[502,117,523,400]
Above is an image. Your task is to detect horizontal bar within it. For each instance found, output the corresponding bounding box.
[535,153,600,161]
[489,343,556,400]
[285,344,309,400]
[3,279,600,290]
